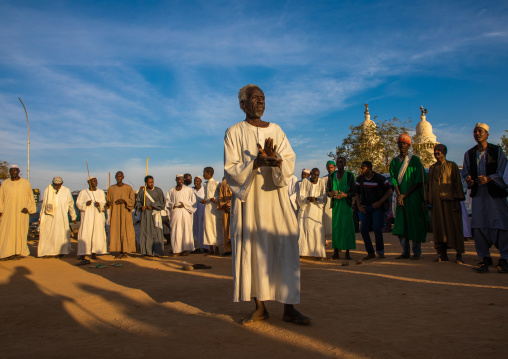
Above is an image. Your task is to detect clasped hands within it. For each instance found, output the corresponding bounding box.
[141,205,153,211]
[86,200,101,208]
[328,190,347,200]
[254,138,282,169]
[466,175,491,187]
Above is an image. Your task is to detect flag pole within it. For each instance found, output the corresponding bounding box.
[18,98,30,182]
[144,157,149,206]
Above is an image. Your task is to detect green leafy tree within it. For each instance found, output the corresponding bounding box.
[501,130,508,155]
[0,160,9,180]
[329,117,412,175]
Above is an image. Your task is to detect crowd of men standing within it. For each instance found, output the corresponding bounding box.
[1,84,508,328]
[0,166,232,265]
[0,121,507,275]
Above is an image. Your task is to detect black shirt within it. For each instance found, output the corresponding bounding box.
[355,172,391,206]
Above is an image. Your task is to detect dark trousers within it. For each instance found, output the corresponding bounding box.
[359,205,385,255]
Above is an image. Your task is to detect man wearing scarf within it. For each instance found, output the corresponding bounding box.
[135,175,165,257]
[389,134,428,260]
[38,177,77,258]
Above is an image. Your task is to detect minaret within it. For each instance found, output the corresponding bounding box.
[361,104,376,131]
[360,104,381,168]
[413,106,438,166]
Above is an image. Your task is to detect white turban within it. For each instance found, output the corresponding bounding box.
[302,169,311,174]
[9,164,19,169]
[176,174,184,178]
[474,123,489,132]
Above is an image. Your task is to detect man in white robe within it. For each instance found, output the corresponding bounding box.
[38,177,77,258]
[224,84,310,325]
[76,176,108,262]
[0,165,36,260]
[321,160,336,245]
[298,168,327,258]
[201,167,223,255]
[287,174,298,214]
[166,174,197,256]
[290,169,310,214]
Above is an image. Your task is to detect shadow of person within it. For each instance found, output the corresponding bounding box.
[0,266,92,358]
[74,258,233,316]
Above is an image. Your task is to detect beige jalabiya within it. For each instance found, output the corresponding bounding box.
[107,184,136,253]
[297,178,327,258]
[224,121,300,304]
[0,178,36,259]
[203,177,223,246]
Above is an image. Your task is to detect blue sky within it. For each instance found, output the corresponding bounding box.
[1,0,507,192]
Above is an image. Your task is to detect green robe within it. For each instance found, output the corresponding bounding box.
[389,155,428,242]
[330,170,356,250]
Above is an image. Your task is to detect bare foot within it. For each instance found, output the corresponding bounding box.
[240,307,269,325]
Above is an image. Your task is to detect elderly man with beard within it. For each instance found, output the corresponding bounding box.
[0,165,36,261]
[224,84,310,325]
[38,177,77,258]
[463,123,508,273]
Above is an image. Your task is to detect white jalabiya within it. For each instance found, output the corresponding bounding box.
[225,121,300,304]
[166,186,196,253]
[202,178,223,246]
[38,185,77,257]
[287,175,299,213]
[0,178,36,259]
[76,188,108,256]
[320,175,333,239]
[193,186,205,248]
[297,179,327,257]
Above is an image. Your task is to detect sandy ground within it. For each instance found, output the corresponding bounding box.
[1,233,507,359]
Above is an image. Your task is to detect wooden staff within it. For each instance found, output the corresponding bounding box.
[108,172,110,189]
[144,157,149,206]
[86,161,99,212]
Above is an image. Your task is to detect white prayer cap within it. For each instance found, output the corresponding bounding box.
[176,174,184,178]
[195,176,202,180]
[9,164,19,169]
[53,177,63,184]
[88,176,97,181]
[302,169,311,174]
[474,123,489,132]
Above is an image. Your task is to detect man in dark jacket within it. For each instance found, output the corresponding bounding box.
[463,123,508,273]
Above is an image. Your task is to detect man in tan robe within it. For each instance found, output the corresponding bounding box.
[0,165,36,260]
[107,171,136,258]
[425,144,465,263]
[218,177,232,256]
